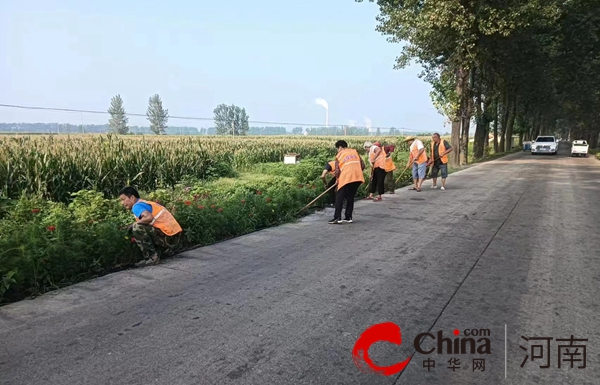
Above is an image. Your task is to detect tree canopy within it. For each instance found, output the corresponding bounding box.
[358,0,600,164]
[146,94,169,135]
[213,104,250,135]
[107,94,129,134]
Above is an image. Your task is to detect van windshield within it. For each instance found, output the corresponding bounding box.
[536,137,555,142]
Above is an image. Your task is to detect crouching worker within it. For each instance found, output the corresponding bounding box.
[320,160,337,206]
[119,186,183,266]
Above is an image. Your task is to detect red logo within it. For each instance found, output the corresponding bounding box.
[352,322,412,376]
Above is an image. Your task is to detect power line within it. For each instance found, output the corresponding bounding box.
[0,103,421,132]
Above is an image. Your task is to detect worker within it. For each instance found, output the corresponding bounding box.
[383,144,396,193]
[329,140,365,224]
[427,133,453,190]
[119,186,183,265]
[320,159,337,205]
[404,136,428,192]
[364,141,387,201]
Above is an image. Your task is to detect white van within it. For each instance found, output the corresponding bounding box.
[571,140,589,157]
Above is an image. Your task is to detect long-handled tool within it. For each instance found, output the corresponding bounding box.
[297,183,337,213]
[395,160,414,183]
[426,154,445,178]
[365,166,374,192]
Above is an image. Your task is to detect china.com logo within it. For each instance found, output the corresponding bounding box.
[352,322,492,376]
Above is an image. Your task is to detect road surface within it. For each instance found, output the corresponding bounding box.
[1,142,599,385]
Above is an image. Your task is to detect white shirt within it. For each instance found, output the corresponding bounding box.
[410,140,424,152]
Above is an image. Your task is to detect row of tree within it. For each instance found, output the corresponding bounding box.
[358,0,600,165]
[108,94,168,135]
[0,122,425,136]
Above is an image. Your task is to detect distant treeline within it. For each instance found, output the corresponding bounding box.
[0,123,423,136]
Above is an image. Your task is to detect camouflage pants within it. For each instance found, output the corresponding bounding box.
[131,223,179,259]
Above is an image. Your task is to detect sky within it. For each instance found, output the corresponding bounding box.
[0,0,448,132]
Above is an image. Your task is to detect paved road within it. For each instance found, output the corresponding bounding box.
[1,142,599,385]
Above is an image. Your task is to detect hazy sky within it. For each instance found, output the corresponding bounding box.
[0,0,448,132]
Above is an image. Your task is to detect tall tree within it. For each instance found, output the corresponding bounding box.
[213,104,250,135]
[146,94,169,135]
[107,94,129,134]
[357,0,563,164]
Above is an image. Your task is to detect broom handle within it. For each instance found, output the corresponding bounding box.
[298,183,337,213]
[395,161,414,183]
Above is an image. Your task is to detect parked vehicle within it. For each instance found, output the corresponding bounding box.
[571,140,589,157]
[531,136,558,155]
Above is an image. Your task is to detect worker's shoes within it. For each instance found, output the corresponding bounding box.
[328,218,343,224]
[135,253,160,267]
[342,218,353,223]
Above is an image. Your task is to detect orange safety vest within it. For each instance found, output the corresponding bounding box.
[327,161,336,176]
[370,146,387,170]
[410,140,428,164]
[135,199,183,236]
[431,140,449,164]
[335,148,365,189]
[384,154,396,172]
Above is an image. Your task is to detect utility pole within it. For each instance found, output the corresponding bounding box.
[232,120,235,137]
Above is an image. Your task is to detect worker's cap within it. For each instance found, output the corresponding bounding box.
[403,136,417,142]
[363,141,373,148]
[374,141,381,147]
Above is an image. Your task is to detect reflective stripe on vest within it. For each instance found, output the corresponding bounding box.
[384,156,396,172]
[336,148,365,189]
[137,199,183,236]
[431,140,449,164]
[150,208,165,225]
[411,140,428,164]
[328,161,336,176]
[371,147,387,169]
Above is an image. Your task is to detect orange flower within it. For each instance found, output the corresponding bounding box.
[47,225,56,231]
[241,199,246,203]
[184,201,192,206]
[198,205,205,209]
[217,208,223,213]
[31,208,40,213]
[210,204,216,209]
[131,237,137,243]
[266,197,272,203]
[256,190,262,195]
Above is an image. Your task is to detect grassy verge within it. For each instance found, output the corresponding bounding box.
[0,153,415,305]
[0,143,517,305]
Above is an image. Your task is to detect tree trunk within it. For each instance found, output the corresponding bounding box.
[449,68,466,168]
[528,113,537,141]
[589,117,600,148]
[505,96,517,151]
[493,101,499,153]
[499,91,509,153]
[459,67,474,165]
[519,132,523,146]
[473,88,486,159]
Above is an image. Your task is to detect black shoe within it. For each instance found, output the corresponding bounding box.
[342,218,353,223]
[328,218,342,224]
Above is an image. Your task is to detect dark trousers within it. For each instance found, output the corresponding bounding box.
[384,171,395,192]
[327,177,337,204]
[334,181,361,220]
[369,167,386,195]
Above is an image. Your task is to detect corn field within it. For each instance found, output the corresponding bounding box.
[0,134,432,202]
